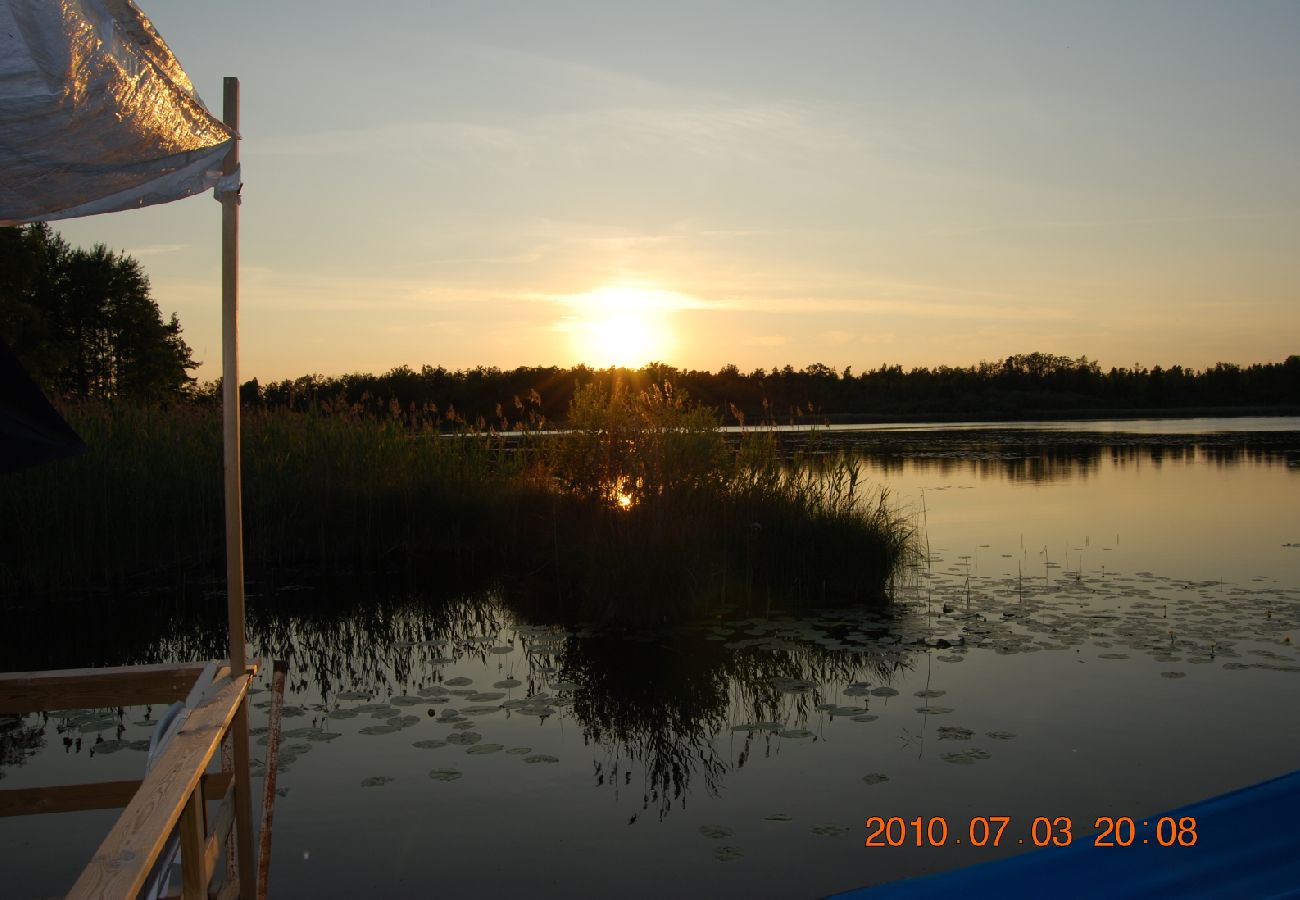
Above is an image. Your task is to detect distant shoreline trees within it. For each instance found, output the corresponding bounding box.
[223,352,1300,428]
[1,224,196,401]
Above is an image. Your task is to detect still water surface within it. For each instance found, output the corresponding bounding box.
[3,418,1298,898]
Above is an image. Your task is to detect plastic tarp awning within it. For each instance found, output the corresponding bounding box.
[828,769,1300,900]
[0,0,234,225]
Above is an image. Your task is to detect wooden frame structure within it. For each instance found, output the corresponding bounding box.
[0,661,269,898]
[0,76,277,898]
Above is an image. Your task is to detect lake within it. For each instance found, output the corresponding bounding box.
[3,417,1298,898]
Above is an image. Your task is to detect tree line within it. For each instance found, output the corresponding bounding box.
[5,224,1295,421]
[226,352,1299,428]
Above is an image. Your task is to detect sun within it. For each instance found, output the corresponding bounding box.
[567,285,678,367]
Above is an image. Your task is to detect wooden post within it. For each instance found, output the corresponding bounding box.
[220,76,257,900]
[221,79,246,693]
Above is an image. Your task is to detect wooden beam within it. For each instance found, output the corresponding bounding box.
[0,771,234,820]
[0,662,209,713]
[65,673,250,899]
[0,779,141,818]
[203,777,237,886]
[256,660,289,898]
[179,788,206,899]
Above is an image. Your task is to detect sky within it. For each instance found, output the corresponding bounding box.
[53,0,1300,383]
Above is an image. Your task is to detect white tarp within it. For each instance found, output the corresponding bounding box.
[0,0,235,225]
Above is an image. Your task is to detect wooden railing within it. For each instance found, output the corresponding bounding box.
[0,661,263,899]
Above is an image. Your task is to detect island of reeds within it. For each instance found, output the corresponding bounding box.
[0,381,912,625]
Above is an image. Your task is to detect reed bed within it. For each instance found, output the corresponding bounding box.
[1,385,911,623]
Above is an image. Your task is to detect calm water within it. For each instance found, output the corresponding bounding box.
[3,418,1298,898]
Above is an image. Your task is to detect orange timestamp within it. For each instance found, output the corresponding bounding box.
[864,815,1199,848]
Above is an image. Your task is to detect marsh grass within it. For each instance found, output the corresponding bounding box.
[1,384,910,623]
[535,381,912,623]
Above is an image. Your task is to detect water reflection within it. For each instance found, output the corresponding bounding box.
[847,436,1298,484]
[4,423,1300,898]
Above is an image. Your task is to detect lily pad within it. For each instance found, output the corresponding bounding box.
[466,743,504,755]
[850,714,880,723]
[445,676,474,686]
[413,739,447,750]
[986,731,1017,740]
[937,726,974,741]
[306,731,343,742]
[514,706,556,717]
[713,846,745,862]
[358,724,401,736]
[390,695,425,706]
[336,691,370,701]
[778,729,814,739]
[523,754,559,764]
[914,689,947,698]
[428,768,462,782]
[493,679,522,689]
[446,732,482,745]
[361,776,396,788]
[812,824,849,836]
[870,687,899,697]
[505,747,532,755]
[1160,671,1187,679]
[764,813,793,822]
[941,749,992,765]
[861,773,890,785]
[467,692,505,702]
[700,825,733,839]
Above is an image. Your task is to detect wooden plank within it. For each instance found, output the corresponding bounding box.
[179,788,206,899]
[230,699,257,899]
[202,771,233,799]
[203,778,237,885]
[0,662,210,713]
[0,779,141,818]
[256,659,289,898]
[65,673,250,900]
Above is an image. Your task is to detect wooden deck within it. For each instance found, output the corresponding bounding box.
[0,660,276,899]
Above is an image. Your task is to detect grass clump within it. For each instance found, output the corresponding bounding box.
[536,381,910,623]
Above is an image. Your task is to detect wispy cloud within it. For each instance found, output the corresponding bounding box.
[127,243,187,256]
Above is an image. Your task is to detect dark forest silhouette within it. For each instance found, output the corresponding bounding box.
[225,353,1299,428]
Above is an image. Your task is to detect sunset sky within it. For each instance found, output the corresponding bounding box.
[54,0,1300,383]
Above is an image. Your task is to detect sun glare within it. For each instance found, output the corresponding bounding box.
[566,285,679,367]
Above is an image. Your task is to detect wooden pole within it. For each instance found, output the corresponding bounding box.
[220,75,257,900]
[221,80,245,686]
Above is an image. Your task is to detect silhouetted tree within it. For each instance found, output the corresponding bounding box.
[0,225,196,400]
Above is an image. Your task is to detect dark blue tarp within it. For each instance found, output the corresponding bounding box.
[830,769,1300,899]
[0,337,86,473]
